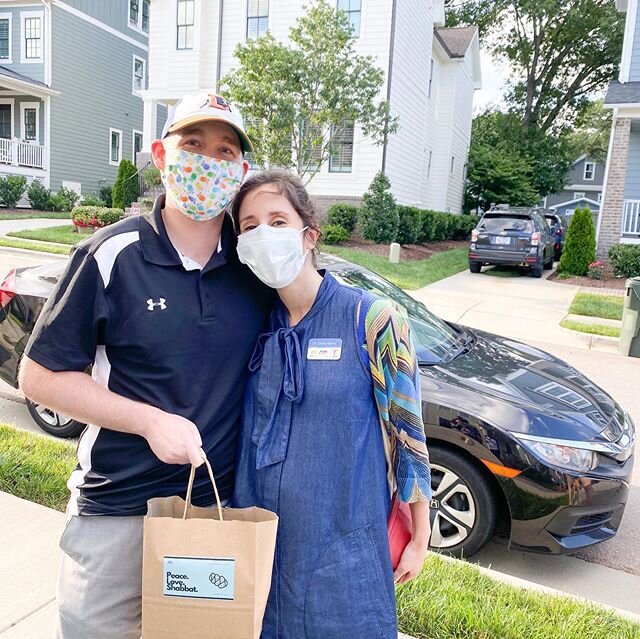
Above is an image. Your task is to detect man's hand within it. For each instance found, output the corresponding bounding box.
[142,409,205,466]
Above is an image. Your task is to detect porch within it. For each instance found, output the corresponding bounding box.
[623,199,640,238]
[0,138,45,170]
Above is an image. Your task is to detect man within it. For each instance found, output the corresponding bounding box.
[19,93,272,639]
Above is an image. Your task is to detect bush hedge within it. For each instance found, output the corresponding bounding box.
[321,224,350,245]
[396,206,479,245]
[609,244,640,278]
[0,175,27,208]
[27,180,50,210]
[558,208,596,276]
[72,206,124,228]
[360,172,399,244]
[327,204,359,233]
[112,160,140,209]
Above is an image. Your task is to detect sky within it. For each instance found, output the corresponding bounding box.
[473,46,509,113]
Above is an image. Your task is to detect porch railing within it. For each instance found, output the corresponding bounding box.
[0,138,45,170]
[623,199,640,237]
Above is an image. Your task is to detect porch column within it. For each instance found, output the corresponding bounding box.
[142,97,158,152]
[598,116,631,260]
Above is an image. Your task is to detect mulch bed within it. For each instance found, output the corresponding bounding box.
[339,238,467,262]
[548,271,627,290]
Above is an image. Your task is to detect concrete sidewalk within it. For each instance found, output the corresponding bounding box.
[409,269,618,352]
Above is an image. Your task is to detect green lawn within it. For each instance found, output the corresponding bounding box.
[561,319,621,338]
[397,554,640,639]
[0,211,71,220]
[569,292,624,321]
[324,246,468,290]
[0,424,76,512]
[8,224,80,246]
[2,424,639,638]
[0,237,71,255]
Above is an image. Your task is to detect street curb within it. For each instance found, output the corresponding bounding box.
[433,552,640,625]
[558,319,620,352]
[0,244,67,259]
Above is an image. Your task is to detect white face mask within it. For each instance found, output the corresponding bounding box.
[237,224,309,289]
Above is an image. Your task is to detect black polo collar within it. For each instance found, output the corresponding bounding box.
[139,195,238,270]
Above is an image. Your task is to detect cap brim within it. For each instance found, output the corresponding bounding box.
[166,113,254,153]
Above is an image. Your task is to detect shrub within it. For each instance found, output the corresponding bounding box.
[360,172,398,244]
[27,180,51,210]
[142,165,162,188]
[327,203,359,233]
[112,160,140,209]
[452,214,480,240]
[609,244,640,278]
[47,187,80,212]
[99,185,113,208]
[395,206,421,245]
[587,260,605,280]
[0,175,27,208]
[558,208,596,276]
[321,224,350,245]
[80,194,106,207]
[72,206,124,228]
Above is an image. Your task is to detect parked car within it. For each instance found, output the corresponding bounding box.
[544,212,568,261]
[0,257,635,558]
[469,206,555,277]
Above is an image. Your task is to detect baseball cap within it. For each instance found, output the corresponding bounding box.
[161,93,253,153]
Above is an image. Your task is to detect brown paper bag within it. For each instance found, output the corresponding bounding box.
[142,458,278,638]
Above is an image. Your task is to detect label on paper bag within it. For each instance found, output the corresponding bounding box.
[307,338,342,360]
[163,556,235,600]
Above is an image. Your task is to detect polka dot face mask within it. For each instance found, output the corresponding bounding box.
[161,149,244,222]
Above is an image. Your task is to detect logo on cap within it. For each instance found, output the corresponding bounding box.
[206,94,232,112]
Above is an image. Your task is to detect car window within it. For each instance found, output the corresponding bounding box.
[328,266,459,363]
[479,215,533,233]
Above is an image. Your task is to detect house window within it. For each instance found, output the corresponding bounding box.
[23,108,37,141]
[133,55,146,93]
[450,156,455,174]
[133,130,143,159]
[574,191,585,200]
[427,150,433,178]
[177,0,195,50]
[597,192,602,204]
[0,104,11,139]
[130,0,149,33]
[109,128,123,166]
[0,17,11,62]
[23,16,42,60]
[584,161,595,181]
[428,59,434,99]
[129,0,139,25]
[329,121,354,173]
[337,0,361,37]
[142,0,150,32]
[247,0,269,40]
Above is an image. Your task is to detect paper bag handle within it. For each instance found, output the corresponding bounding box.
[183,454,224,522]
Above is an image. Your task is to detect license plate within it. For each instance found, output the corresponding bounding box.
[494,236,511,245]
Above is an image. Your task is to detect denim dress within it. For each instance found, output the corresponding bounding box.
[233,272,397,639]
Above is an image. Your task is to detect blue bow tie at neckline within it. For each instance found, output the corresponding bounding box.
[249,327,305,469]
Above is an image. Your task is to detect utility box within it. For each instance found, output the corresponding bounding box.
[619,277,640,358]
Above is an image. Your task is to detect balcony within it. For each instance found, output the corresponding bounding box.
[0,138,45,170]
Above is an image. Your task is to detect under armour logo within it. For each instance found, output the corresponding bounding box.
[147,298,167,311]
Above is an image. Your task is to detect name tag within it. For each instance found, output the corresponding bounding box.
[163,556,235,600]
[307,338,342,361]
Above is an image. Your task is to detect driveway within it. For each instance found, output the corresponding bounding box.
[0,218,71,237]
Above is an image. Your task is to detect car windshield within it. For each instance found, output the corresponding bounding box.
[328,265,461,364]
[479,215,533,233]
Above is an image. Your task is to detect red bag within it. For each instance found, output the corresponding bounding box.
[387,492,412,570]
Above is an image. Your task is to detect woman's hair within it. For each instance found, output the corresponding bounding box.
[231,168,322,242]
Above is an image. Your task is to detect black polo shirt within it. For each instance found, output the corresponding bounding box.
[25,197,273,516]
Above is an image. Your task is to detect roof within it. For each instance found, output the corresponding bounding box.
[0,65,48,89]
[434,26,478,59]
[604,80,640,106]
[549,197,601,210]
[0,65,58,97]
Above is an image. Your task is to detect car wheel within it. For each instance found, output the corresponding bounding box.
[543,253,553,270]
[428,446,497,558]
[530,264,543,278]
[25,399,85,438]
[469,261,482,274]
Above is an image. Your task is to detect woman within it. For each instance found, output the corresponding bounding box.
[231,169,431,639]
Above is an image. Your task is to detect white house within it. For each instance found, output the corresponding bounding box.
[139,0,482,214]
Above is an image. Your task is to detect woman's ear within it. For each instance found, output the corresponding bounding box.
[304,227,321,251]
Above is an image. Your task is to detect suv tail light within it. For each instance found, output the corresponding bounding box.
[0,269,16,309]
[531,232,541,247]
[471,229,479,242]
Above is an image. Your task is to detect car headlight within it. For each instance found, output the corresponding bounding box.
[514,435,599,473]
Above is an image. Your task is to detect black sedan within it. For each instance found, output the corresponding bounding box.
[0,256,635,558]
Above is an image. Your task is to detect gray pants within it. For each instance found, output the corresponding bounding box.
[54,514,144,639]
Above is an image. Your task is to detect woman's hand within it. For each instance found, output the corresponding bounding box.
[393,501,431,584]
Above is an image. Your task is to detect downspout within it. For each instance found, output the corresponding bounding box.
[42,0,53,188]
[216,0,224,90]
[381,0,398,173]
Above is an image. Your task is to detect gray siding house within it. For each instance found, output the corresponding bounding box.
[544,155,604,217]
[0,0,152,199]
[599,0,640,257]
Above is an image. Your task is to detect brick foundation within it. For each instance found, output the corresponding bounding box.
[310,195,363,223]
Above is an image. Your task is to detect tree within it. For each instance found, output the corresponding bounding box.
[558,207,596,276]
[567,100,612,163]
[221,0,396,183]
[447,0,624,133]
[112,160,140,210]
[359,172,398,243]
